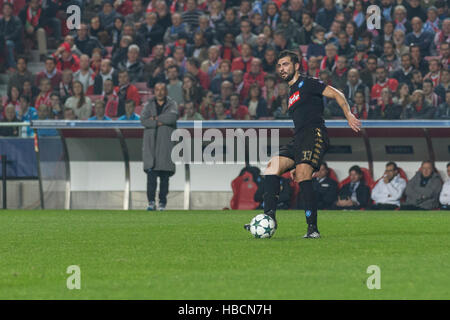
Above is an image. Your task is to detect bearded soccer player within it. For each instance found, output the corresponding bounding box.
[245,50,361,238]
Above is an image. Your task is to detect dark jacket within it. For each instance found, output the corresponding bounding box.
[404,171,442,210]
[117,60,145,83]
[93,69,119,94]
[338,181,371,209]
[0,15,23,45]
[74,35,105,57]
[243,98,269,119]
[138,23,165,52]
[313,177,338,209]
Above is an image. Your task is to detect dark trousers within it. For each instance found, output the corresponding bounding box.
[371,203,399,210]
[147,170,171,205]
[399,204,423,210]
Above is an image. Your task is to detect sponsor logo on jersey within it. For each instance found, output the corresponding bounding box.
[298,80,304,88]
[288,91,300,108]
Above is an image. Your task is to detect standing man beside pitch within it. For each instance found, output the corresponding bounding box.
[245,50,361,238]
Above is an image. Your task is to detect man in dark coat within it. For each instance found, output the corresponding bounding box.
[0,3,23,70]
[141,82,178,211]
[332,165,371,210]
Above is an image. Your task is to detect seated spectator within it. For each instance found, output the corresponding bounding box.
[117,45,144,83]
[242,58,266,99]
[0,104,19,136]
[53,42,80,73]
[195,15,215,46]
[203,46,221,79]
[231,43,253,73]
[118,100,140,120]
[232,70,245,103]
[90,15,110,46]
[112,35,132,68]
[163,12,187,45]
[168,31,194,58]
[377,88,403,119]
[34,78,52,110]
[182,73,204,106]
[210,60,232,95]
[439,162,450,210]
[402,89,435,119]
[350,91,371,120]
[375,21,395,49]
[411,69,424,92]
[307,27,326,60]
[0,3,23,71]
[297,10,318,45]
[212,100,230,120]
[228,93,250,120]
[253,33,269,60]
[89,100,111,121]
[8,57,34,92]
[393,29,410,57]
[371,162,407,210]
[432,17,450,56]
[181,101,203,120]
[393,83,412,111]
[359,55,378,89]
[49,93,63,120]
[218,80,234,108]
[378,40,400,73]
[145,44,167,88]
[337,31,355,61]
[423,79,441,107]
[125,0,145,30]
[435,89,450,119]
[35,56,62,89]
[405,17,434,57]
[261,47,277,74]
[64,80,92,120]
[306,57,320,78]
[108,16,124,48]
[410,44,429,77]
[17,96,37,122]
[166,65,184,106]
[99,0,122,30]
[424,59,444,88]
[94,59,118,95]
[243,83,268,120]
[74,23,105,57]
[36,104,58,136]
[401,160,443,210]
[216,7,240,41]
[22,80,38,107]
[4,85,21,113]
[332,165,370,210]
[191,32,209,64]
[59,69,74,103]
[199,91,215,120]
[344,68,370,105]
[272,83,290,119]
[102,79,120,118]
[391,53,414,90]
[73,55,95,94]
[181,0,202,32]
[64,107,77,120]
[236,18,257,47]
[219,32,240,62]
[19,0,49,60]
[370,66,399,102]
[115,70,140,117]
[185,57,210,91]
[435,69,450,101]
[393,5,412,35]
[263,74,277,114]
[299,162,338,210]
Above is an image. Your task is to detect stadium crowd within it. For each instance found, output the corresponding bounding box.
[0,0,450,135]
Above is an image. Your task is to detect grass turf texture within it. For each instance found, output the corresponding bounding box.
[0,210,449,299]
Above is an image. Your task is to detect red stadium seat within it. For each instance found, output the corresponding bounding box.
[135,105,143,115]
[328,168,338,183]
[230,171,260,210]
[338,167,374,190]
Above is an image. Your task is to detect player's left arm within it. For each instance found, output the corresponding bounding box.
[322,85,362,132]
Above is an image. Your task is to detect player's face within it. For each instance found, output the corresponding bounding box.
[277,57,297,82]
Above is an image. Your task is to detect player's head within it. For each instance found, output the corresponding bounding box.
[277,50,300,82]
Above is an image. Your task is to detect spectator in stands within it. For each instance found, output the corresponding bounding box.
[439,162,450,210]
[243,83,268,120]
[393,82,412,110]
[17,95,37,123]
[393,29,410,57]
[141,82,178,211]
[34,78,52,110]
[64,107,76,120]
[423,79,441,107]
[0,2,23,71]
[273,30,294,53]
[52,42,80,73]
[89,100,111,121]
[73,55,95,94]
[117,44,144,83]
[203,46,221,79]
[423,6,441,34]
[402,89,435,119]
[300,162,338,210]
[424,59,443,88]
[36,104,58,136]
[375,21,395,49]
[90,15,109,46]
[145,43,167,88]
[315,0,337,30]
[263,73,277,113]
[166,65,184,106]
[209,0,224,28]
[49,93,63,120]
[109,16,124,47]
[229,93,250,120]
[75,23,104,57]
[186,57,210,91]
[236,19,257,47]
[371,162,407,210]
[370,66,399,102]
[231,43,253,73]
[181,0,202,32]
[64,80,92,120]
[216,7,240,41]
[261,47,277,74]
[253,33,268,60]
[391,53,414,90]
[332,165,371,210]
[182,73,204,105]
[19,0,48,60]
[242,58,266,98]
[8,57,34,92]
[94,59,118,95]
[126,0,145,30]
[359,55,378,89]
[393,5,412,34]
[59,69,74,103]
[410,44,429,76]
[22,80,37,107]
[320,43,338,72]
[210,60,232,95]
[307,26,327,59]
[435,89,450,119]
[163,12,187,45]
[139,12,164,53]
[4,85,20,112]
[172,46,188,77]
[99,0,122,30]
[102,79,119,118]
[344,68,369,105]
[336,31,355,61]
[118,99,140,120]
[435,69,449,101]
[191,32,209,64]
[411,69,424,91]
[377,87,403,119]
[0,104,19,136]
[432,18,450,56]
[330,55,349,91]
[112,35,131,67]
[181,100,203,120]
[350,90,370,119]
[36,56,62,89]
[297,11,317,46]
[212,100,230,120]
[116,69,140,117]
[406,0,427,21]
[306,56,320,78]
[378,40,400,73]
[401,160,442,210]
[272,82,290,119]
[219,32,240,62]
[199,91,215,120]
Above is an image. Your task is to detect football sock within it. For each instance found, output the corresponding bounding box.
[263,175,280,218]
[299,180,318,229]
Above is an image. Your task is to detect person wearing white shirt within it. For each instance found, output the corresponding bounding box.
[439,162,450,210]
[371,162,407,209]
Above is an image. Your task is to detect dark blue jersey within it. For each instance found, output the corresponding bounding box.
[288,75,327,133]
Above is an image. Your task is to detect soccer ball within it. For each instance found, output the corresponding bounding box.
[249,214,276,239]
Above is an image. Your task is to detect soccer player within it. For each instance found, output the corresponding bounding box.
[245,50,361,238]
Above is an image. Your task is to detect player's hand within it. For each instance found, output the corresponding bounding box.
[346,112,362,133]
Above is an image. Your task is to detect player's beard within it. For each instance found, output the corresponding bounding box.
[282,69,296,82]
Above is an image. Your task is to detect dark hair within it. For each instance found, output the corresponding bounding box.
[187,57,200,69]
[3,2,13,9]
[447,162,450,168]
[46,56,57,64]
[367,54,378,62]
[386,162,398,171]
[277,50,300,66]
[423,79,434,86]
[73,80,86,109]
[125,100,136,107]
[349,165,362,176]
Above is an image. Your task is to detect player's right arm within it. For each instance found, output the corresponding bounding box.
[322,85,361,133]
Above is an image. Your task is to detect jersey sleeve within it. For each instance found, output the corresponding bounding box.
[308,77,327,95]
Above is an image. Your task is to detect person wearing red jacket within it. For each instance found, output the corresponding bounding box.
[370,66,399,102]
[185,57,210,90]
[231,43,253,73]
[52,42,80,73]
[242,58,266,99]
[115,69,140,117]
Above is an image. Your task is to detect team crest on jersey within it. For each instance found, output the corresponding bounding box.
[288,91,300,108]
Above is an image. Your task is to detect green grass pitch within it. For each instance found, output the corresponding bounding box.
[1,209,449,299]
